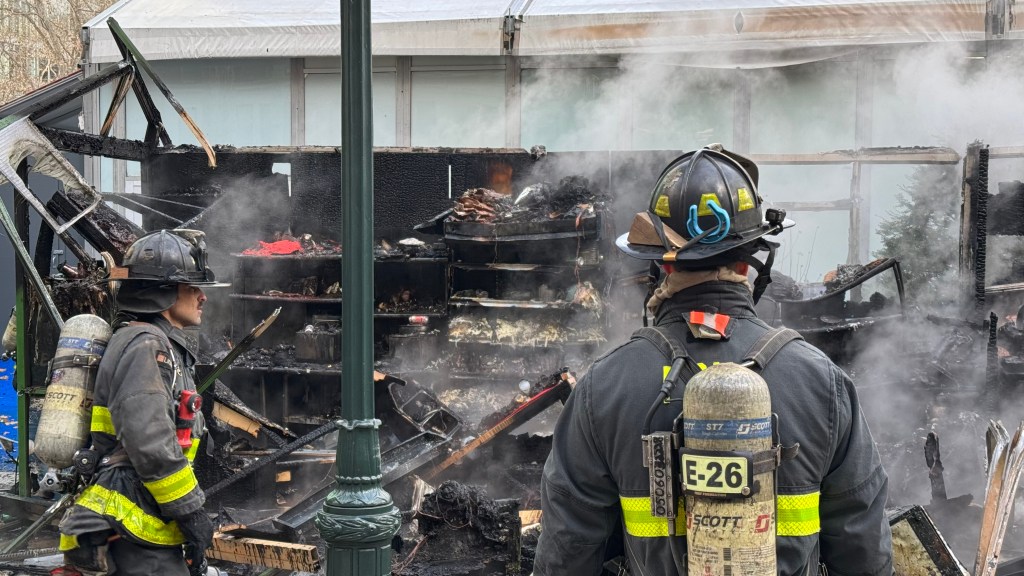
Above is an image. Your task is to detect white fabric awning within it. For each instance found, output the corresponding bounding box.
[84,0,990,64]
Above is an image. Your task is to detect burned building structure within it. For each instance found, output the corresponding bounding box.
[2,10,1024,576]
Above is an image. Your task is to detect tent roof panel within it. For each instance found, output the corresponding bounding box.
[83,0,988,64]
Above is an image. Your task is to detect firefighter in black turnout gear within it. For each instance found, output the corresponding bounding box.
[534,146,893,575]
[58,229,226,576]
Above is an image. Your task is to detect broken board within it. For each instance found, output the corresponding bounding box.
[207,533,320,573]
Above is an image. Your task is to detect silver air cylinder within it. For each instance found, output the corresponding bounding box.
[35,314,112,469]
[683,362,776,576]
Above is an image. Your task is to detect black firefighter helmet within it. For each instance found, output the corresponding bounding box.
[109,229,227,314]
[615,144,793,301]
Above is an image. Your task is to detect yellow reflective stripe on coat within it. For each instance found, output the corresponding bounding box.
[183,438,200,462]
[90,406,116,436]
[59,533,79,551]
[76,485,185,546]
[143,464,199,505]
[620,492,820,538]
[777,492,820,536]
[620,496,686,537]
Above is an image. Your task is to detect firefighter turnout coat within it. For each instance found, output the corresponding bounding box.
[534,282,893,575]
[60,316,206,551]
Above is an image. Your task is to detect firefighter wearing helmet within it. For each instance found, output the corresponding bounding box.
[534,146,892,575]
[57,229,226,576]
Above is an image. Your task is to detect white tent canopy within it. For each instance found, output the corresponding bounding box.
[84,0,991,65]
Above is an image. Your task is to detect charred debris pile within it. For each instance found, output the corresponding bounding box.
[5,124,1024,573]
[151,174,606,573]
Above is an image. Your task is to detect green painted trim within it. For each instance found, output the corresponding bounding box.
[14,193,29,498]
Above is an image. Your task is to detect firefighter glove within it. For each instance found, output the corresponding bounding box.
[176,509,214,564]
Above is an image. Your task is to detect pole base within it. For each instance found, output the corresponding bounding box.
[316,500,401,576]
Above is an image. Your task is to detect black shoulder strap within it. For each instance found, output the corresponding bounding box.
[741,327,803,370]
[633,325,803,377]
[631,326,700,382]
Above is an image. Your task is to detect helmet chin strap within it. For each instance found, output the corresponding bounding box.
[643,261,662,327]
[737,239,778,304]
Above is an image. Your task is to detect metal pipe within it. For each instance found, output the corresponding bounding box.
[14,165,30,499]
[315,1,400,574]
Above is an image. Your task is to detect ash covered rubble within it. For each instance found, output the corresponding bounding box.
[449,175,607,224]
[760,257,1024,569]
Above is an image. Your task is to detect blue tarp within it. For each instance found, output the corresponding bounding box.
[0,357,17,471]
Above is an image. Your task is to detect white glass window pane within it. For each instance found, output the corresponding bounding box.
[100,157,113,193]
[126,59,291,148]
[304,71,397,146]
[774,211,850,284]
[750,61,857,154]
[759,165,852,203]
[521,68,620,152]
[631,67,734,151]
[411,70,505,148]
[759,164,853,283]
[99,83,113,193]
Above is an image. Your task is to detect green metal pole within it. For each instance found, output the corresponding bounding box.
[14,161,30,497]
[315,0,400,574]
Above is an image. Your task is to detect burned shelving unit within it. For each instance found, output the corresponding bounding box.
[440,179,611,424]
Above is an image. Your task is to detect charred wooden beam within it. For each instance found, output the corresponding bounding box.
[46,188,144,264]
[38,127,150,162]
[959,143,983,310]
[25,62,134,122]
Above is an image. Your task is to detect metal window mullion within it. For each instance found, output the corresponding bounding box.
[291,58,305,146]
[732,70,751,154]
[113,91,126,196]
[81,63,102,190]
[851,54,875,265]
[396,56,411,147]
[505,55,521,149]
[304,67,397,74]
[408,64,506,72]
[519,56,618,69]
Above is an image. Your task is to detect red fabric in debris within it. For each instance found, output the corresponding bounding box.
[242,240,303,256]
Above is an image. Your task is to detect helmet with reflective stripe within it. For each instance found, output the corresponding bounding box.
[109,229,227,314]
[616,144,793,301]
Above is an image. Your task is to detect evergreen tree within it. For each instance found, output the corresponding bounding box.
[874,164,960,304]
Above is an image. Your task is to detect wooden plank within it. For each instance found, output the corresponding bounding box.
[774,200,852,212]
[988,146,1024,159]
[519,510,542,526]
[749,148,959,165]
[985,282,1024,294]
[208,533,320,573]
[213,402,261,438]
[276,471,291,483]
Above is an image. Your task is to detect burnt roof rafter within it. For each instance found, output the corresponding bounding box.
[13,17,216,167]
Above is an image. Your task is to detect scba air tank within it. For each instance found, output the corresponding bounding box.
[35,314,112,469]
[682,363,776,576]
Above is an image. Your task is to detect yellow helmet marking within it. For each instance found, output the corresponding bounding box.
[654,195,671,217]
[737,187,755,211]
[696,194,719,217]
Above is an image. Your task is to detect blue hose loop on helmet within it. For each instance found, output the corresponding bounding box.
[686,199,731,244]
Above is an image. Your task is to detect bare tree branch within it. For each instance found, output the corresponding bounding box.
[0,0,113,105]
